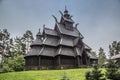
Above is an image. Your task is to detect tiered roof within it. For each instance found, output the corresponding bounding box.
[56,23,79,37]
[25,8,97,59]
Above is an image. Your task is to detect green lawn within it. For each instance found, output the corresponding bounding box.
[0,68,94,80]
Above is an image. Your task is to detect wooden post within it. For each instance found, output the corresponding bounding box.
[58,56,61,69]
[38,56,41,69]
[80,56,83,65]
[88,57,90,66]
[77,56,80,67]
[85,53,88,66]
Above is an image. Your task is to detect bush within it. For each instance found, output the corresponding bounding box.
[85,64,106,80]
[105,59,120,80]
[1,55,25,73]
[12,55,25,71]
[1,63,14,73]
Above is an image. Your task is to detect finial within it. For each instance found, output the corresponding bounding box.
[65,5,67,11]
[59,10,63,16]
[39,28,40,32]
[75,23,79,28]
[64,5,68,13]
[43,24,45,29]
[52,15,58,23]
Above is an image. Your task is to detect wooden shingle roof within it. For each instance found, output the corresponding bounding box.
[39,47,57,57]
[25,47,41,57]
[57,46,76,57]
[43,36,59,46]
[56,23,79,37]
[43,27,58,36]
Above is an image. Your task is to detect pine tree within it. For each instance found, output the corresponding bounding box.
[105,59,120,80]
[22,30,34,54]
[109,41,120,57]
[98,47,106,67]
[85,64,106,80]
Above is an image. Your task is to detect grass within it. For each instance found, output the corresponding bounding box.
[0,68,96,80]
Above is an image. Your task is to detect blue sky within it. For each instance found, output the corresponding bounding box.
[0,0,120,55]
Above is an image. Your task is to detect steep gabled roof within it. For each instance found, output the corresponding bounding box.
[59,8,74,24]
[30,29,42,47]
[57,46,76,57]
[39,46,57,57]
[30,38,42,47]
[56,23,79,37]
[59,37,74,47]
[62,16,74,23]
[25,47,41,57]
[43,37,59,46]
[43,27,58,36]
[84,43,92,50]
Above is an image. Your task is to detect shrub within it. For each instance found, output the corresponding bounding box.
[1,55,25,73]
[85,64,106,80]
[12,55,25,71]
[1,63,14,73]
[105,59,120,80]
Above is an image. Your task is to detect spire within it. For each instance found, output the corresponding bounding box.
[36,28,42,39]
[43,24,45,29]
[64,6,69,18]
[39,28,40,32]
[59,6,74,31]
[64,5,68,14]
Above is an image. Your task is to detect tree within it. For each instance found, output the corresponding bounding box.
[105,59,120,80]
[0,29,34,73]
[0,29,12,67]
[98,47,106,67]
[22,30,34,54]
[85,64,106,80]
[109,41,120,57]
[14,36,26,55]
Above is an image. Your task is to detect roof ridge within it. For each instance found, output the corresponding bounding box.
[44,27,54,31]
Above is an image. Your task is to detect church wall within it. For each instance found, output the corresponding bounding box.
[59,55,75,69]
[40,56,54,69]
[75,56,83,67]
[25,56,39,70]
[82,52,88,65]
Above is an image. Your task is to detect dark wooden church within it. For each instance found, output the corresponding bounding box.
[24,8,97,70]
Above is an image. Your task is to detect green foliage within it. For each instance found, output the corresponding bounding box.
[1,63,13,73]
[0,29,33,73]
[1,55,25,73]
[109,41,120,57]
[98,47,106,67]
[12,55,25,71]
[85,71,91,80]
[105,59,120,80]
[22,30,34,54]
[85,64,106,80]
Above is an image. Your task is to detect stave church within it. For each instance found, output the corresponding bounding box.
[24,8,97,70]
